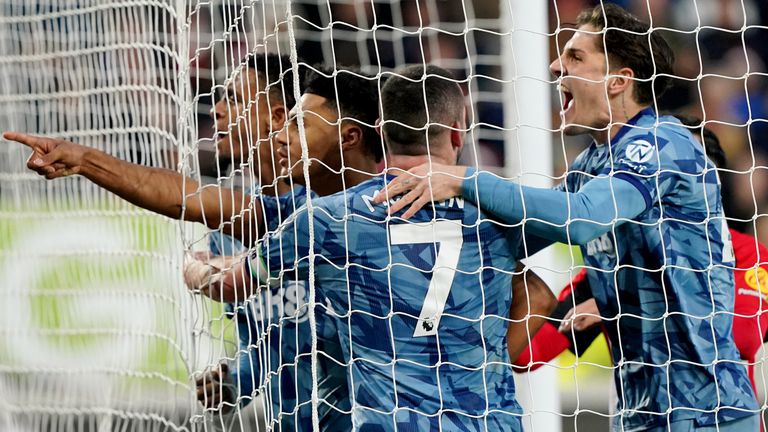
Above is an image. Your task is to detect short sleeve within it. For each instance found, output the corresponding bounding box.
[252,206,313,282]
[256,193,289,234]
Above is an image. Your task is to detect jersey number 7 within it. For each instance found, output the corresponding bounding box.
[389,221,464,337]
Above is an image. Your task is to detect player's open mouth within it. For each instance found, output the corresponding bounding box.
[560,86,574,112]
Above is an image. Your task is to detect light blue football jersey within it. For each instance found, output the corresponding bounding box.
[250,175,525,431]
[560,108,758,430]
[210,184,350,431]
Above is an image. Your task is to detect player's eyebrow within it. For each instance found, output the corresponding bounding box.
[564,47,586,57]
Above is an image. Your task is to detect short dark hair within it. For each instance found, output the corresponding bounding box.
[380,65,465,156]
[576,4,675,105]
[302,67,383,162]
[245,53,304,109]
[674,114,726,169]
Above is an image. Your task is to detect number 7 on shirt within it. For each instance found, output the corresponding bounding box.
[389,221,464,337]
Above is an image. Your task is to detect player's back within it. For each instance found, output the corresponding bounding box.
[308,175,524,431]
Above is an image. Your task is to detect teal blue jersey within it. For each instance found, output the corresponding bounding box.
[212,185,350,431]
[249,175,524,431]
[566,110,757,430]
[461,108,759,431]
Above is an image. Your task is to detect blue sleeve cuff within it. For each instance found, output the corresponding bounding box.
[461,166,478,202]
[613,172,653,212]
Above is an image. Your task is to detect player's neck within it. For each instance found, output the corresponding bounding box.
[259,177,291,197]
[309,157,378,197]
[385,153,455,172]
[592,98,646,144]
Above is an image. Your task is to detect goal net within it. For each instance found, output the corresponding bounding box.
[1,0,766,431]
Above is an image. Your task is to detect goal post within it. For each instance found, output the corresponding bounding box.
[503,2,561,431]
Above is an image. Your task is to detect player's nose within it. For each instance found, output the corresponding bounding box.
[210,100,226,121]
[549,57,564,78]
[275,126,288,147]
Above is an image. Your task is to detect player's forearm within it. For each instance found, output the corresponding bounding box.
[78,147,259,240]
[507,268,557,361]
[78,147,199,220]
[207,260,256,303]
[462,168,648,245]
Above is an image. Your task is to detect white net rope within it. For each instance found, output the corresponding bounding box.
[0,1,193,432]
[1,0,768,431]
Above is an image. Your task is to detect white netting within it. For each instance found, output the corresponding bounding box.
[0,1,194,432]
[2,0,768,431]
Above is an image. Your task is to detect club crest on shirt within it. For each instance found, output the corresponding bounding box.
[745,267,768,294]
[625,140,655,164]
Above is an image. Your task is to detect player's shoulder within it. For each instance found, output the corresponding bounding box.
[279,184,314,206]
[351,175,473,221]
[288,178,386,225]
[630,112,698,150]
[616,111,703,169]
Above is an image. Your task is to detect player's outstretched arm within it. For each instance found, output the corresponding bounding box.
[188,204,317,303]
[378,162,649,245]
[506,265,557,361]
[5,132,261,242]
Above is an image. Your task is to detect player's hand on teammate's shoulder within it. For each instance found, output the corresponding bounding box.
[4,132,89,179]
[373,162,467,219]
[195,363,236,413]
[559,298,601,333]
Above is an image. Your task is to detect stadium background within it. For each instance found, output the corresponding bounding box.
[0,0,767,431]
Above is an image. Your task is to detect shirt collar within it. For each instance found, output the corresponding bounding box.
[608,106,656,146]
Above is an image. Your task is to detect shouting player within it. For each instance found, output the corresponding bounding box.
[375,5,759,431]
[516,116,768,402]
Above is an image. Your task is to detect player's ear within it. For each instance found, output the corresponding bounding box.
[340,121,363,153]
[450,120,464,153]
[607,67,634,97]
[270,104,286,131]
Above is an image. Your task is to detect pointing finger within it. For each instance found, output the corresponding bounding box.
[4,132,48,152]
